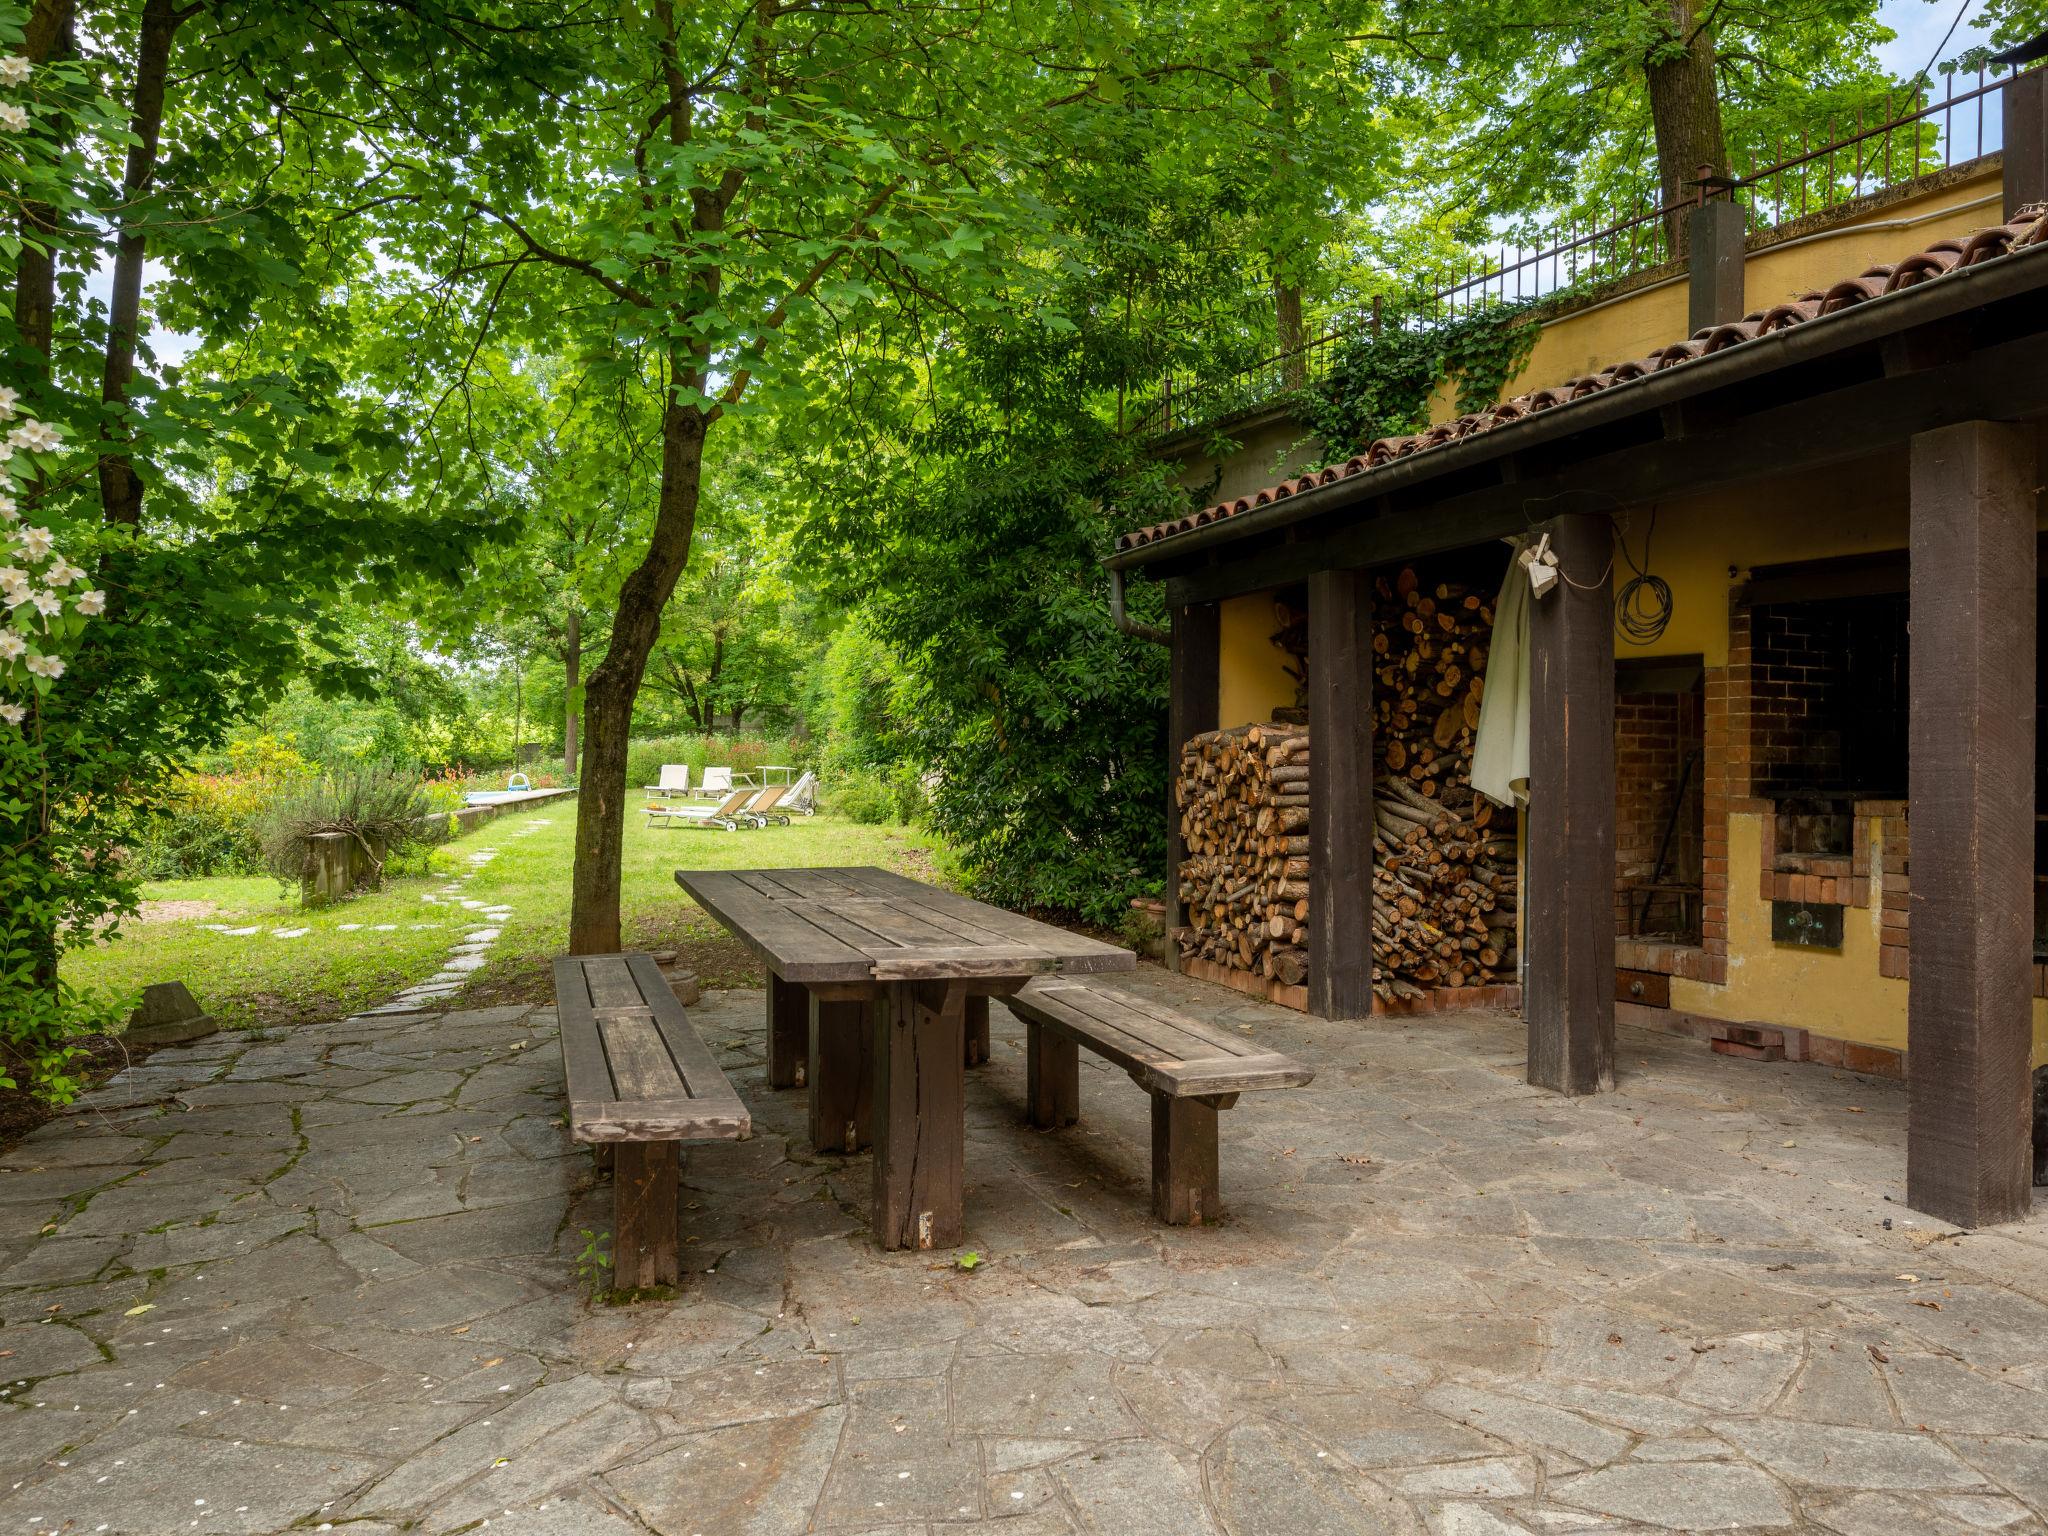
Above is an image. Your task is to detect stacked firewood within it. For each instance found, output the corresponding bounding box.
[1372,568,1516,996]
[1173,566,1518,1002]
[1175,723,1313,987]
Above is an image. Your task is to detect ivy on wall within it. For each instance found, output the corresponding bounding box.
[1301,302,1539,461]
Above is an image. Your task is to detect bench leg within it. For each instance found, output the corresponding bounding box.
[809,995,873,1153]
[964,993,990,1067]
[872,981,966,1251]
[613,1141,681,1289]
[1150,1094,1220,1226]
[766,972,808,1089]
[1026,1021,1079,1129]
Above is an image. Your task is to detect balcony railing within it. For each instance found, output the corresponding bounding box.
[1133,63,2034,441]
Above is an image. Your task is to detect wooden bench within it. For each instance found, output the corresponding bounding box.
[1002,979,1312,1225]
[554,953,750,1289]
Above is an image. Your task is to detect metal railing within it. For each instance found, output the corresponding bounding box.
[1133,63,2034,440]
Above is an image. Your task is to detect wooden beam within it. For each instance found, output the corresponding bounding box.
[1166,602,1221,963]
[1906,420,2037,1228]
[2004,66,2048,219]
[1525,512,1616,1095]
[1307,567,1374,1018]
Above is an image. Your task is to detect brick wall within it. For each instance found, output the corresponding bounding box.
[1614,687,1703,939]
[1746,604,1847,795]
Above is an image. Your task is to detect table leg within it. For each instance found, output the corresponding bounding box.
[964,993,990,1066]
[766,972,808,1089]
[871,980,966,1251]
[1026,1021,1079,1128]
[809,994,873,1153]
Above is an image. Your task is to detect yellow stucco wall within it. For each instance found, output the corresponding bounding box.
[1431,162,2008,427]
[1217,592,1299,727]
[1671,813,2048,1067]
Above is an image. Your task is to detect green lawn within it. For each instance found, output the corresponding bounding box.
[65,803,949,1030]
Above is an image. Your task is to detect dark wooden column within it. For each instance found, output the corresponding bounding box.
[2004,65,2047,219]
[1307,567,1374,1018]
[1907,421,2037,1227]
[1526,512,1616,1094]
[1686,196,1746,333]
[1165,602,1221,969]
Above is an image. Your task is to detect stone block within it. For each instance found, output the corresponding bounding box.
[125,980,217,1045]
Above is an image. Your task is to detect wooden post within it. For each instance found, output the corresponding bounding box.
[808,995,872,1154]
[765,971,807,1089]
[1907,421,2037,1227]
[1149,1094,1221,1224]
[1526,512,1616,1095]
[870,980,967,1250]
[1686,197,1746,333]
[964,993,990,1066]
[1025,1020,1079,1128]
[612,1142,680,1289]
[2004,66,2048,220]
[1166,602,1221,970]
[1307,567,1374,1018]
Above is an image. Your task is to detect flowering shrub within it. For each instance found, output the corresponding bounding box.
[0,44,129,1095]
[129,738,314,879]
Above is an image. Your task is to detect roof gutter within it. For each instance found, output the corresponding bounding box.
[1107,240,2048,575]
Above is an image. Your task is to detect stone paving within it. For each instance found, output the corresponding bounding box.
[2,969,2048,1535]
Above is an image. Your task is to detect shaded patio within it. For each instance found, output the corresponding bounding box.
[0,970,2044,1534]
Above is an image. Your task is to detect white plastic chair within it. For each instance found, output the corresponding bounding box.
[700,766,733,798]
[643,764,690,797]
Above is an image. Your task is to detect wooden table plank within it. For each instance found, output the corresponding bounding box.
[674,871,875,983]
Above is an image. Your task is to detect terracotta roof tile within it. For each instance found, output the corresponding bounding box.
[1115,208,2048,554]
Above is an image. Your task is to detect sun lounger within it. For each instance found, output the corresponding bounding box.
[697,766,733,799]
[646,788,754,830]
[787,771,819,816]
[736,785,793,826]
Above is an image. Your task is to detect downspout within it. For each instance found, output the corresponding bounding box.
[1109,565,1172,646]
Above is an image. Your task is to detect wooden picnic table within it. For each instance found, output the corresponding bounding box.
[673,865,1134,1250]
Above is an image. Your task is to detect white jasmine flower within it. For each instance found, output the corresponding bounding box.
[0,103,27,133]
[8,420,57,453]
[74,589,105,616]
[0,703,23,727]
[13,526,52,560]
[29,590,60,620]
[0,492,17,521]
[0,631,24,661]
[23,651,61,679]
[0,56,29,86]
[42,557,82,587]
[0,386,17,420]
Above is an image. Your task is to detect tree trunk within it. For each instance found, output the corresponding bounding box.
[563,608,581,779]
[1643,0,1728,258]
[98,0,183,528]
[569,394,706,953]
[12,0,75,373]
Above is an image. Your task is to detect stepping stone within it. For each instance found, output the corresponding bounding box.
[371,924,398,932]
[337,923,363,932]
[206,925,261,937]
[442,954,488,973]
[464,928,501,943]
[272,928,310,939]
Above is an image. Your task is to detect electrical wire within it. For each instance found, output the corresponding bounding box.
[1613,505,1674,646]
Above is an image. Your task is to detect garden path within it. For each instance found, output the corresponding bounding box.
[1,972,2047,1534]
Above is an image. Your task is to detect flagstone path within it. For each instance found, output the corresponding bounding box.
[1,970,2046,1535]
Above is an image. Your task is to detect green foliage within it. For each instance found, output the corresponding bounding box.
[1303,302,1541,456]
[828,767,925,827]
[815,619,915,776]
